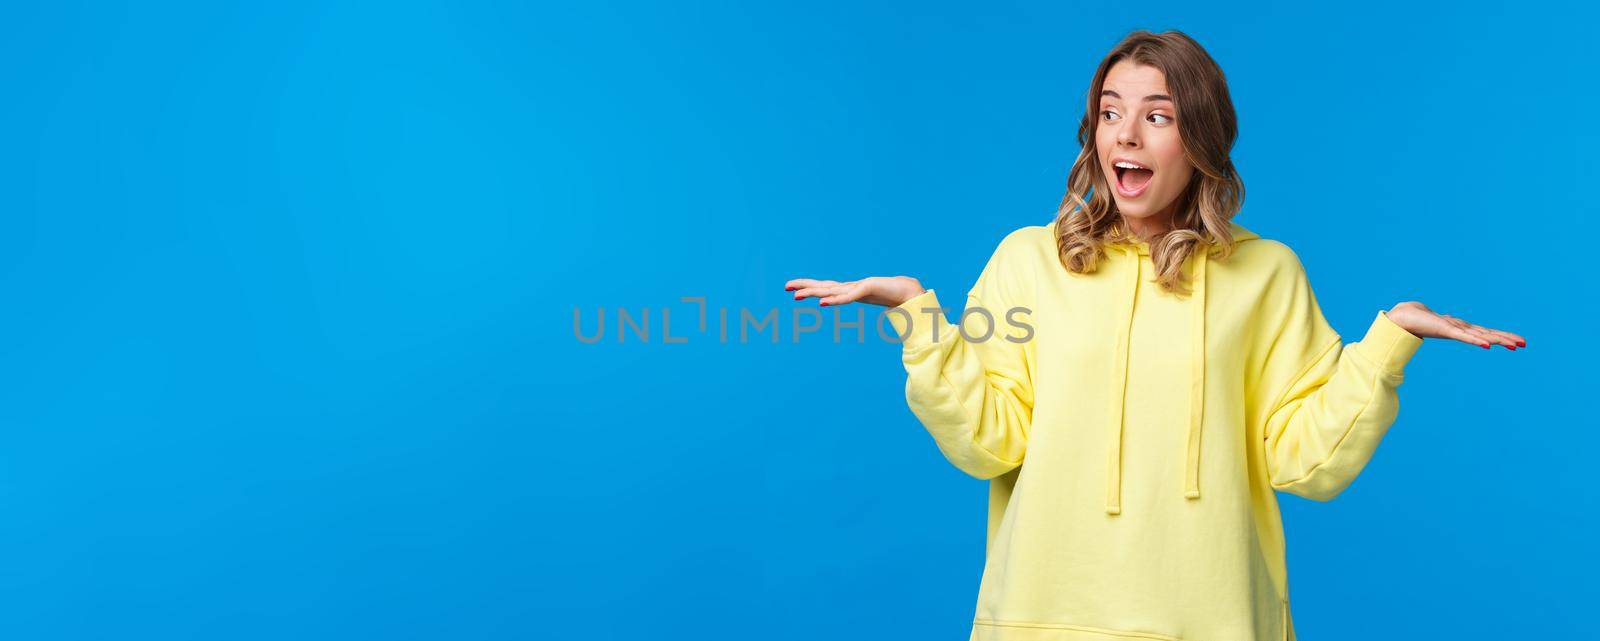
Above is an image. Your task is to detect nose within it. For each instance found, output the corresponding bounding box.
[1116,117,1140,147]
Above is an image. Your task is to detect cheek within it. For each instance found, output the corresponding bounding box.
[1154,146,1192,186]
[1095,142,1115,176]
[1160,162,1194,188]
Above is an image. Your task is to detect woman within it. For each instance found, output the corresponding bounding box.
[784,30,1523,641]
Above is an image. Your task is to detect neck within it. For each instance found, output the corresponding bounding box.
[1121,213,1175,243]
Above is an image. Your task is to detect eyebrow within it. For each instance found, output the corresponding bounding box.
[1101,89,1172,103]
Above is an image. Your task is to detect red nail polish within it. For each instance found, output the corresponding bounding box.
[1481,344,1490,349]
[820,302,829,307]
[794,295,802,300]
[785,286,796,291]
[1517,341,1526,347]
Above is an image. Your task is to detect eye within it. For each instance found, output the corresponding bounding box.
[1149,113,1173,124]
[1100,109,1119,121]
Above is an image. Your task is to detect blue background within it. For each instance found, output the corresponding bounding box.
[1,1,1591,639]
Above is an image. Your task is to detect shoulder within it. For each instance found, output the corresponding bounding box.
[988,221,1057,266]
[1221,233,1310,282]
[1226,235,1332,327]
[968,221,1057,275]
[967,221,1054,303]
[998,222,1055,251]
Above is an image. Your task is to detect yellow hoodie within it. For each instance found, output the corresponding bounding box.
[886,219,1422,641]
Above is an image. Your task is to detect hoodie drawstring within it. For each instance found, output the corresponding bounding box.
[1185,248,1207,500]
[1105,242,1208,515]
[1104,246,1139,515]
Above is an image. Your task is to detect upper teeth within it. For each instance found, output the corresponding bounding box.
[1115,161,1147,170]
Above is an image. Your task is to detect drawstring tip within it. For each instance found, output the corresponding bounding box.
[1184,490,1200,499]
[1106,505,1121,515]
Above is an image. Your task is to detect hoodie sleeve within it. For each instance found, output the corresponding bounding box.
[887,232,1036,480]
[1259,253,1424,502]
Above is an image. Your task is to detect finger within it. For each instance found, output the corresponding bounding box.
[1448,325,1493,349]
[784,278,839,292]
[815,283,858,305]
[793,283,848,301]
[1448,314,1521,349]
[1463,325,1502,346]
[1447,313,1525,347]
[1477,325,1527,347]
[791,281,842,298]
[1443,315,1501,346]
[1471,324,1523,350]
[820,283,867,307]
[1471,327,1514,349]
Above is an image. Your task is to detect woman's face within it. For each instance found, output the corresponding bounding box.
[1096,60,1194,233]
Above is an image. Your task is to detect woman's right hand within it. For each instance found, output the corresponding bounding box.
[785,276,926,308]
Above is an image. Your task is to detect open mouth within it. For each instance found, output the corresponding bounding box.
[1113,160,1154,197]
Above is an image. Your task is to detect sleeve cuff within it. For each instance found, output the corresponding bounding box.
[887,288,952,350]
[1352,309,1424,379]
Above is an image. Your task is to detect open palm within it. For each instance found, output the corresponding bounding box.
[784,276,926,308]
[1385,301,1526,350]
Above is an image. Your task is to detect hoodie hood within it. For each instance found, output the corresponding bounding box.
[1101,222,1261,515]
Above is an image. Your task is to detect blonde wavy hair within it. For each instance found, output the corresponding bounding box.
[1055,29,1246,296]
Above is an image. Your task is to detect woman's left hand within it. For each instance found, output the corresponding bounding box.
[1384,301,1526,350]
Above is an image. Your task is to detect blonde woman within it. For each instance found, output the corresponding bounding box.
[785,29,1522,641]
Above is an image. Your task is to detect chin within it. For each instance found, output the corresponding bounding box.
[1110,189,1174,222]
[1114,202,1157,219]
[1115,203,1147,217]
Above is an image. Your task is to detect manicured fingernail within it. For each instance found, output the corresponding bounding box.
[794,295,802,300]
[1517,341,1526,347]
[1481,344,1490,349]
[819,301,829,307]
[785,286,796,291]
[1508,346,1516,351]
